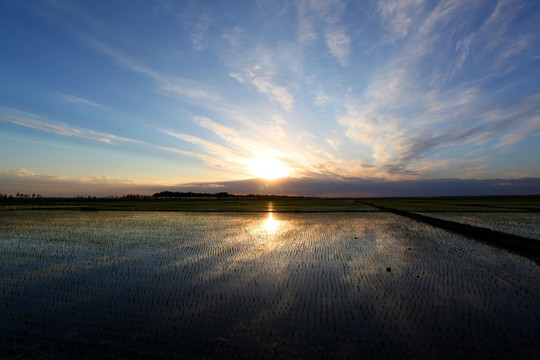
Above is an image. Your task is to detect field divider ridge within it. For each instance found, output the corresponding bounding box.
[359,201,540,265]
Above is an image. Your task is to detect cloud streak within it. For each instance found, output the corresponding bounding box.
[61,94,103,108]
[230,67,294,111]
[83,37,224,105]
[0,108,139,145]
[297,0,351,65]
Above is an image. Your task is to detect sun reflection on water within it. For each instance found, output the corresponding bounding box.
[263,213,280,233]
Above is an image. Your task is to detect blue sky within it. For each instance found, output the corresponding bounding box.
[1,0,539,196]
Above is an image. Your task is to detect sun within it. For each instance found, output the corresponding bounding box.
[249,156,291,180]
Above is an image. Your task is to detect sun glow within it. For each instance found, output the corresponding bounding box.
[249,156,291,180]
[263,213,280,232]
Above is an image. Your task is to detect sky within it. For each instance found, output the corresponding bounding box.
[1,0,540,197]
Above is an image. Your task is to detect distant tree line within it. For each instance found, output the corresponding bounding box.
[152,191,231,199]
[120,194,153,199]
[152,191,304,200]
[0,192,305,200]
[0,193,41,199]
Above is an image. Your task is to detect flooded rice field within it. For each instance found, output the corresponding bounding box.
[1,210,539,359]
[416,212,540,240]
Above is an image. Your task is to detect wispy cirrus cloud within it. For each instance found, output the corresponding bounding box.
[296,0,351,65]
[341,85,540,179]
[189,14,212,50]
[83,37,224,105]
[230,67,294,111]
[161,126,278,178]
[0,108,140,145]
[325,27,351,66]
[160,129,249,168]
[221,26,244,48]
[156,145,243,175]
[61,94,103,108]
[378,0,424,40]
[1,107,268,179]
[28,2,223,106]
[337,0,540,179]
[160,113,357,180]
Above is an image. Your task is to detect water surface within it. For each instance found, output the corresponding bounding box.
[1,211,538,359]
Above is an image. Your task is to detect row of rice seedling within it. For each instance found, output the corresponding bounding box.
[416,212,540,239]
[1,210,539,359]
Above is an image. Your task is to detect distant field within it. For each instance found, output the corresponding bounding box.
[2,196,539,212]
[0,198,379,212]
[361,196,540,212]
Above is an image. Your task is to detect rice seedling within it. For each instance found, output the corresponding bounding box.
[416,212,540,240]
[0,210,538,359]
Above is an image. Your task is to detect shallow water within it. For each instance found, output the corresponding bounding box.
[1,211,539,359]
[417,212,540,240]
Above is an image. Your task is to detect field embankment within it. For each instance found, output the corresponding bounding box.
[361,197,540,265]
